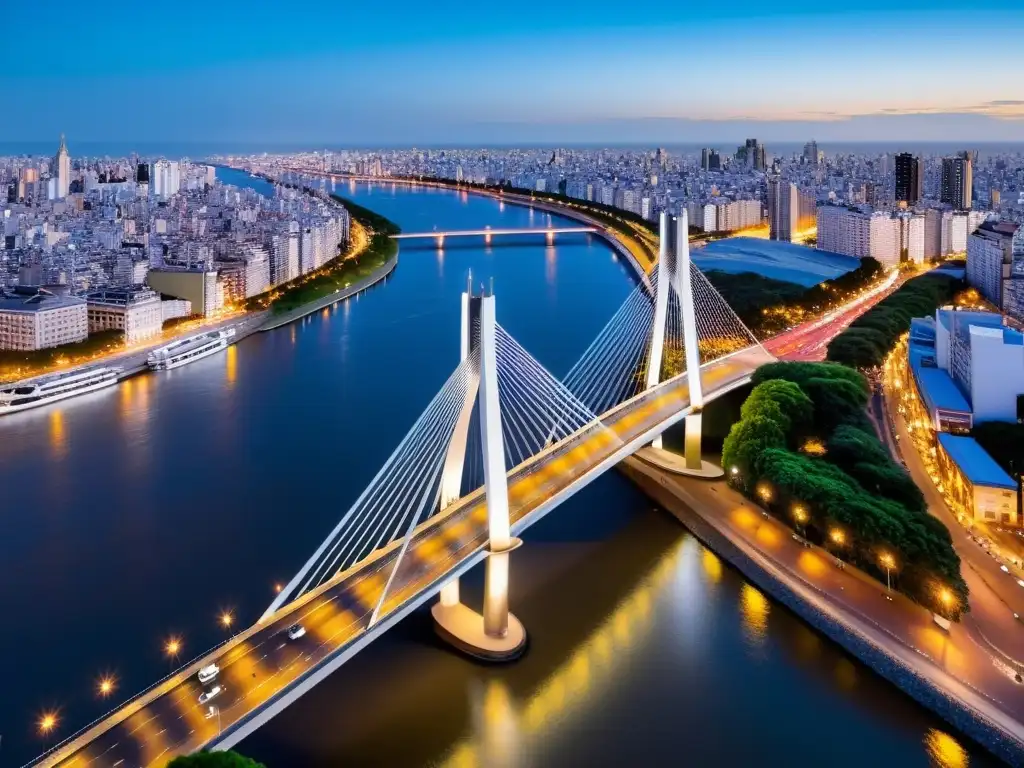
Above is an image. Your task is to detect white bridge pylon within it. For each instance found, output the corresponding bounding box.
[432,276,527,659]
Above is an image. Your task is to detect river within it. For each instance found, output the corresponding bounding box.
[0,169,994,768]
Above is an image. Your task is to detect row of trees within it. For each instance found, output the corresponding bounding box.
[826,272,962,369]
[707,258,887,339]
[169,750,264,767]
[722,361,968,619]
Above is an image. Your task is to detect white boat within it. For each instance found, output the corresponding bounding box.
[0,366,122,416]
[147,328,236,371]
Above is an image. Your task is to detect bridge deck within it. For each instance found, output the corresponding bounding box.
[41,349,770,768]
[392,227,596,240]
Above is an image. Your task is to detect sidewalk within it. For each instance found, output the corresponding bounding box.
[622,456,1024,764]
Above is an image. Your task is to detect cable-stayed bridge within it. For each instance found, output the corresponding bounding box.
[36,212,775,768]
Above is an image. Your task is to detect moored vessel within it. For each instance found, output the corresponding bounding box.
[0,366,122,415]
[147,328,236,371]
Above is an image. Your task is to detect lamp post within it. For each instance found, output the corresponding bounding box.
[165,636,182,673]
[879,553,895,598]
[791,504,808,539]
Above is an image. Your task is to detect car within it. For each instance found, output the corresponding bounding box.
[1000,565,1010,574]
[286,623,306,640]
[198,685,222,705]
[197,664,219,685]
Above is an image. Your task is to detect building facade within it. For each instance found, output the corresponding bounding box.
[86,287,164,343]
[0,288,87,350]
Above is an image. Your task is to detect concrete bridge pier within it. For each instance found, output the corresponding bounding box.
[433,281,527,661]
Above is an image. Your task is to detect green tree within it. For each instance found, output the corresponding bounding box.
[168,751,266,768]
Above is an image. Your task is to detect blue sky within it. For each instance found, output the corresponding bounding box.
[5,0,1024,144]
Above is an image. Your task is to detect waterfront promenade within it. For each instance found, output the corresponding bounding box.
[623,457,1024,765]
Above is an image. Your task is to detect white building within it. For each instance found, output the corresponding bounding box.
[0,287,88,350]
[869,212,901,269]
[54,134,70,200]
[151,160,181,200]
[86,287,164,343]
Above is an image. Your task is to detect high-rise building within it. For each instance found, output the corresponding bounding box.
[736,139,766,172]
[966,220,1019,309]
[767,177,814,241]
[941,153,973,210]
[54,134,70,199]
[151,160,181,200]
[803,140,820,165]
[894,153,923,205]
[700,148,712,171]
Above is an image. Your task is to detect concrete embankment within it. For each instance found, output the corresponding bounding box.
[620,456,1024,767]
[259,254,398,333]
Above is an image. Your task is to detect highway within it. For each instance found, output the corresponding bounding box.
[763,268,902,361]
[38,348,770,768]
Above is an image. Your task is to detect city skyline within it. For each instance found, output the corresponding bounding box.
[6,0,1024,144]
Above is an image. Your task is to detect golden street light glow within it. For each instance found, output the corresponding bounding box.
[938,588,955,608]
[274,583,284,594]
[97,675,117,697]
[38,711,58,734]
[791,504,808,524]
[756,482,773,503]
[219,611,234,629]
[830,528,846,546]
[879,552,896,570]
[165,636,182,657]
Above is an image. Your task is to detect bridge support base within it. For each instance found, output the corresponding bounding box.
[431,540,527,662]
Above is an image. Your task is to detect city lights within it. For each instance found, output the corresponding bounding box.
[830,528,846,547]
[165,636,182,658]
[220,610,234,630]
[98,675,116,697]
[756,482,773,503]
[38,711,59,735]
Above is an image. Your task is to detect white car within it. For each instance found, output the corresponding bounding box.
[197,664,219,685]
[198,685,223,705]
[286,623,306,640]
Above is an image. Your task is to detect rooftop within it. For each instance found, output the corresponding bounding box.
[911,352,971,416]
[937,433,1017,490]
[0,287,85,313]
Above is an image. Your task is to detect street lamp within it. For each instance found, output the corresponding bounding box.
[38,711,58,739]
[97,675,116,698]
[791,504,808,537]
[756,482,773,504]
[165,635,183,671]
[219,611,234,631]
[879,553,896,597]
[830,528,846,547]
[938,587,955,614]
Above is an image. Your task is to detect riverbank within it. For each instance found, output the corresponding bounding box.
[258,253,397,332]
[621,456,1024,766]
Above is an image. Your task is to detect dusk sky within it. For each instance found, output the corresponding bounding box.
[6,0,1024,144]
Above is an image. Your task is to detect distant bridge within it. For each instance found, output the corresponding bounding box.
[392,227,597,242]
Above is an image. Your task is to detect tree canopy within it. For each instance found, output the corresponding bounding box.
[723,362,967,618]
[168,751,265,768]
[826,273,962,369]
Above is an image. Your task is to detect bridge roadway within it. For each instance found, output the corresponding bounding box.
[391,227,596,240]
[38,346,772,768]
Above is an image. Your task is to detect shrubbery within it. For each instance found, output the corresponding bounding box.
[826,272,962,369]
[722,361,967,618]
[168,750,265,768]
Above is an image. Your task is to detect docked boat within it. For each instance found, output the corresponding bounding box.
[0,366,122,416]
[147,328,236,371]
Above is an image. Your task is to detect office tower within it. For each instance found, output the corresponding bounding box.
[150,160,181,200]
[701,148,712,171]
[54,134,70,199]
[736,139,766,172]
[941,153,973,210]
[803,140,820,165]
[894,153,923,205]
[767,177,813,241]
